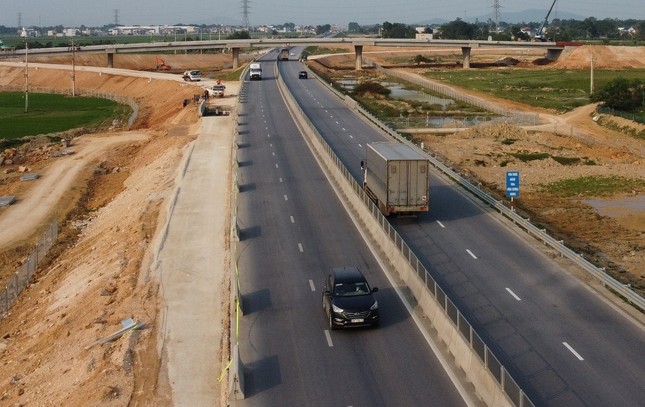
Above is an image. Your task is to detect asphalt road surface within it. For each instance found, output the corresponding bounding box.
[232,54,468,407]
[279,55,645,407]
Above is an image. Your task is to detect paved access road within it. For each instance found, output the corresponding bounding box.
[279,57,645,407]
[233,54,469,407]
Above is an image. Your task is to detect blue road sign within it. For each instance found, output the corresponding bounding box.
[506,171,520,198]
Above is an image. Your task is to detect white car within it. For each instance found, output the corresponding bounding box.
[182,70,201,82]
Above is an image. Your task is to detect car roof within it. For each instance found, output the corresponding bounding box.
[331,267,366,283]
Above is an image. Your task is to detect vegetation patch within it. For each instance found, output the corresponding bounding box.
[0,93,130,139]
[541,175,645,197]
[510,152,550,161]
[423,69,645,112]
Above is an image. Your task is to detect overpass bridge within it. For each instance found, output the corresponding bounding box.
[1,37,566,70]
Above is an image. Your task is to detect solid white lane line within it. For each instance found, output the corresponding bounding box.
[563,342,584,361]
[466,249,478,259]
[298,243,304,252]
[290,216,295,223]
[309,279,316,291]
[505,288,521,301]
[436,220,445,228]
[324,330,334,347]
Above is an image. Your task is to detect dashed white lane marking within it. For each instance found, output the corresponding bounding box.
[563,342,584,361]
[466,249,478,259]
[324,330,334,347]
[505,288,521,301]
[436,220,445,228]
[309,279,315,291]
[284,195,289,201]
[290,216,295,223]
[298,243,303,252]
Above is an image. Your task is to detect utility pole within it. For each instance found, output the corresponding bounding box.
[71,39,77,96]
[24,39,29,113]
[590,52,595,95]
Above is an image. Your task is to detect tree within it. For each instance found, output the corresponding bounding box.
[315,24,331,35]
[227,30,250,40]
[439,19,477,39]
[381,21,416,38]
[348,22,361,33]
[590,78,644,112]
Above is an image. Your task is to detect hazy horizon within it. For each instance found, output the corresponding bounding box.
[2,0,644,28]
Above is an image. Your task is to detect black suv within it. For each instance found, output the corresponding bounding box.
[322,267,379,329]
[298,71,308,79]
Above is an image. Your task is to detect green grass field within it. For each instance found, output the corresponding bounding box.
[423,69,645,113]
[0,93,131,139]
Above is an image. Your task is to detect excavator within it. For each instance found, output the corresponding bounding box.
[155,57,171,71]
[533,0,557,41]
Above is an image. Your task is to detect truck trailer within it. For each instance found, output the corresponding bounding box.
[249,62,262,80]
[361,142,430,216]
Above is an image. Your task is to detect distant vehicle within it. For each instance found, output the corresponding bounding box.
[278,47,290,61]
[361,142,430,216]
[322,267,379,330]
[298,71,308,79]
[182,70,201,81]
[249,62,262,80]
[210,84,226,97]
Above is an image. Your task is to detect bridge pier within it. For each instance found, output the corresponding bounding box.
[354,45,363,71]
[546,47,563,61]
[232,47,240,70]
[461,46,471,69]
[107,51,114,68]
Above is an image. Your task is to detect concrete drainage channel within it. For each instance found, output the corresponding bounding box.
[227,65,532,407]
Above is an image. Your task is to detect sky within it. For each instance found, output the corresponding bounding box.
[2,0,644,28]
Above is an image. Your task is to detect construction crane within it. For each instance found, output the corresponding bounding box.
[534,0,557,41]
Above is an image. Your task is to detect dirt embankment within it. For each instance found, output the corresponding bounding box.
[0,54,235,406]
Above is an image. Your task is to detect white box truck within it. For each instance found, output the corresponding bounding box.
[361,142,430,216]
[249,63,262,80]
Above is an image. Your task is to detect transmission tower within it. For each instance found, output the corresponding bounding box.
[18,12,22,28]
[241,0,250,31]
[492,0,502,31]
[114,9,120,26]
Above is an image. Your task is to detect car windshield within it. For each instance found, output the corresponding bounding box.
[334,282,369,297]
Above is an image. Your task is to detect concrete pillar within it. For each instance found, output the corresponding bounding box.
[461,47,471,69]
[107,52,114,68]
[354,45,363,71]
[232,47,240,70]
[546,47,563,61]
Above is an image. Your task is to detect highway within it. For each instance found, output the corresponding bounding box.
[233,53,468,406]
[277,51,645,407]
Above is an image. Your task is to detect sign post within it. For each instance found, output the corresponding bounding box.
[506,171,520,211]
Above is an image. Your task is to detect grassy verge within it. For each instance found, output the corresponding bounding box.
[0,92,130,139]
[541,175,645,197]
[422,68,645,113]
